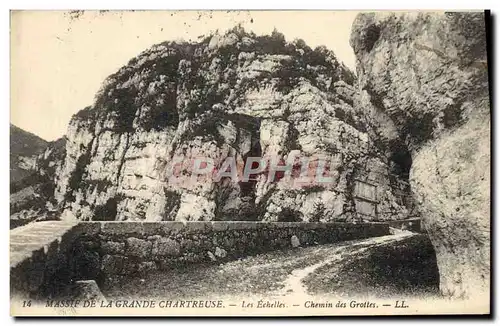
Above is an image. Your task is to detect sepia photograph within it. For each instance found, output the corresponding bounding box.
[9,9,491,316]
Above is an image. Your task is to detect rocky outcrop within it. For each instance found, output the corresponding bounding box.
[55,27,411,223]
[350,11,490,299]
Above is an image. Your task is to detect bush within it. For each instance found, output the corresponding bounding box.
[310,201,326,222]
[163,189,181,221]
[93,197,119,221]
[65,151,91,202]
[277,207,303,222]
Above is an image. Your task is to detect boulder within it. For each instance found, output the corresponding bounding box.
[69,280,107,302]
[291,235,301,248]
[214,246,227,258]
[207,251,217,262]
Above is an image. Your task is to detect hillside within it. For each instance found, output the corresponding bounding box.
[10,124,48,183]
[10,134,66,228]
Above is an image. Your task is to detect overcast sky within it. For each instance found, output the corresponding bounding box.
[11,10,359,141]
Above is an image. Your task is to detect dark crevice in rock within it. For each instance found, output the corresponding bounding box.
[162,189,181,221]
[239,139,262,198]
[115,132,132,186]
[363,24,381,52]
[388,141,412,180]
[64,136,95,204]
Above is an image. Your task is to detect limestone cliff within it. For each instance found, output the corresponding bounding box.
[350,11,490,299]
[54,27,411,223]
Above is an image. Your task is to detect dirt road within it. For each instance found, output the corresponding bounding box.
[103,232,439,301]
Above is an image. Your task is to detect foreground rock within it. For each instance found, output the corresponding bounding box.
[68,280,107,302]
[350,11,490,299]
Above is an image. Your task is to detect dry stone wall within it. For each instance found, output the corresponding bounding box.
[74,221,389,282]
[11,220,390,299]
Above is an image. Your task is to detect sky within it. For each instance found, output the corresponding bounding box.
[10,10,359,141]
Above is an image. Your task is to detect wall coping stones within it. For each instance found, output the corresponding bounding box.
[77,220,391,237]
[10,220,78,268]
[11,220,393,271]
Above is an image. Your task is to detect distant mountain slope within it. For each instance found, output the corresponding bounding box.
[10,132,66,228]
[10,124,48,183]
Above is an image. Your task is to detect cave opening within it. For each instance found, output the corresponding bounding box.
[389,142,412,180]
[239,137,263,197]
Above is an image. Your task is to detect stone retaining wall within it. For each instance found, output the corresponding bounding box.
[72,221,390,283]
[10,221,78,300]
[11,220,390,299]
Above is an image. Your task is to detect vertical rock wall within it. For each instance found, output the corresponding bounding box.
[350,11,490,299]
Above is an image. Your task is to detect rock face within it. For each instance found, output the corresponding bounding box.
[54,27,412,223]
[350,12,490,299]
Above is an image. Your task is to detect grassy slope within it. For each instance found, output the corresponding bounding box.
[303,234,440,298]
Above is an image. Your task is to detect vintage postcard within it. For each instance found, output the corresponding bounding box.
[10,10,491,316]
